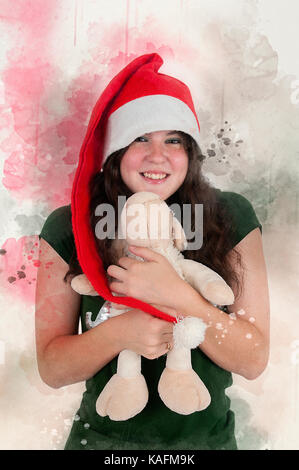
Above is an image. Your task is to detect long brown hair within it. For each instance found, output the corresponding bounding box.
[64,132,243,300]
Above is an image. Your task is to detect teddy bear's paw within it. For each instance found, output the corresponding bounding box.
[158,368,211,414]
[201,280,234,306]
[96,373,149,421]
[71,274,97,296]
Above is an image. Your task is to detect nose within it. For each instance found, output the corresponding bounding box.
[146,140,168,163]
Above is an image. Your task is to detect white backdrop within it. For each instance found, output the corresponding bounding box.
[0,0,298,450]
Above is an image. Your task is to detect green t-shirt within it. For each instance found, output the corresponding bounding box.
[38,190,262,450]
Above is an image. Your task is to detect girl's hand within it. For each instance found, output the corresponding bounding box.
[116,308,174,359]
[107,246,185,309]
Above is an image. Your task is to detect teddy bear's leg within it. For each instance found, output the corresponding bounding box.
[158,347,211,414]
[96,350,148,421]
[179,258,234,305]
[158,317,211,415]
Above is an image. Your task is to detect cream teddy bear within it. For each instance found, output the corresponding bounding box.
[71,191,234,421]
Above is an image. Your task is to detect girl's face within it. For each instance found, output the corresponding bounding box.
[120,130,189,200]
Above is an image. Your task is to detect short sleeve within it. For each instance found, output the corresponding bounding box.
[216,191,262,247]
[39,205,75,264]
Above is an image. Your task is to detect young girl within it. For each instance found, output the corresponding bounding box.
[35,53,270,450]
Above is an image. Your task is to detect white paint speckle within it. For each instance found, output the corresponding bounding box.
[216,322,223,330]
[237,309,246,315]
[246,333,252,339]
[229,312,237,320]
[84,423,90,429]
[74,414,80,421]
[81,439,87,446]
[249,317,255,323]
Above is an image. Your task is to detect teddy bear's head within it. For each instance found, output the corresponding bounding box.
[119,192,187,251]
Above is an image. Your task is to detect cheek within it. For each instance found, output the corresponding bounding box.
[173,154,189,177]
[120,153,138,177]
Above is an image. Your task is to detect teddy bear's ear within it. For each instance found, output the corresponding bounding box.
[172,216,188,251]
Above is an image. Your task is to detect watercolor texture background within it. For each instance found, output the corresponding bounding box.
[0,0,298,449]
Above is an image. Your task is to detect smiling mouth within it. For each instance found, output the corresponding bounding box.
[140,172,170,181]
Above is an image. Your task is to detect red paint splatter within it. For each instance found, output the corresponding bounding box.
[0,235,40,305]
[17,271,26,279]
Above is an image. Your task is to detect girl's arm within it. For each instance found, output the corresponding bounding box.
[174,228,270,379]
[35,240,174,389]
[108,227,270,380]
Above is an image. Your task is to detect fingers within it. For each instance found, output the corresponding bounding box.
[148,317,174,347]
[118,308,174,359]
[107,264,126,281]
[117,256,142,269]
[155,320,174,337]
[109,281,127,295]
[107,258,142,291]
[128,245,160,262]
[161,332,173,343]
[164,341,174,353]
[143,341,174,360]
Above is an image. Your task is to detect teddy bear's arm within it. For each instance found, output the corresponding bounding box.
[71,274,99,296]
[178,258,235,306]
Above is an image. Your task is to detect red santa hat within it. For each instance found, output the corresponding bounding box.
[71,53,200,323]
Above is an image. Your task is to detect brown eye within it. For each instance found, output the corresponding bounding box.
[134,136,148,142]
[166,138,181,144]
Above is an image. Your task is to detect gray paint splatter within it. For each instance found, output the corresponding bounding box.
[232,398,270,450]
[198,22,299,230]
[14,214,45,235]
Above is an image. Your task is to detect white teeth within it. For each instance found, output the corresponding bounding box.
[143,172,168,180]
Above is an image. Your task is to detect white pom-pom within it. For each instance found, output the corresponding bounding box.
[173,317,208,349]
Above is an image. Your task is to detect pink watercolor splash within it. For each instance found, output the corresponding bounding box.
[1,6,197,210]
[0,0,62,207]
[0,236,41,305]
[0,6,199,306]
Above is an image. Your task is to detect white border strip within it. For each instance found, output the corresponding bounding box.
[103,94,200,161]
